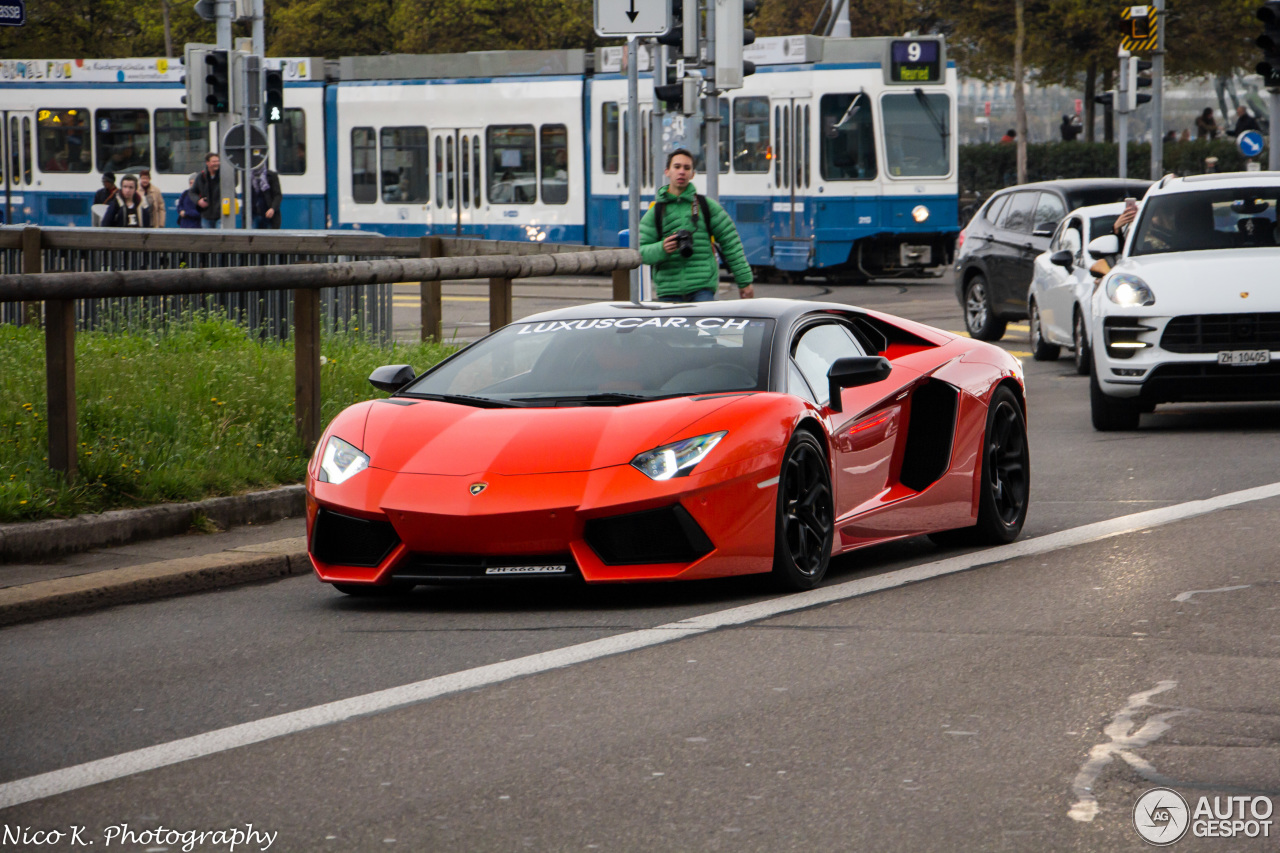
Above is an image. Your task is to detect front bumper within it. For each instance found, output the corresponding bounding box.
[306,451,782,586]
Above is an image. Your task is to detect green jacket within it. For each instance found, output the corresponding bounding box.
[638,184,753,298]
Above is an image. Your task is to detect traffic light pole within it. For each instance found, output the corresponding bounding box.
[1150,0,1165,180]
[242,58,253,230]
[626,37,642,301]
[704,0,719,202]
[217,0,235,229]
[1117,50,1129,181]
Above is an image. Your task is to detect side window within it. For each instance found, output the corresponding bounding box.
[733,96,769,172]
[983,193,1010,225]
[1033,193,1068,234]
[273,109,306,175]
[601,102,619,174]
[95,108,150,173]
[540,124,568,205]
[487,125,535,204]
[792,323,865,407]
[820,93,876,181]
[37,108,92,173]
[154,110,211,175]
[1000,192,1038,233]
[1065,225,1083,265]
[351,127,376,204]
[787,359,818,405]
[379,126,429,203]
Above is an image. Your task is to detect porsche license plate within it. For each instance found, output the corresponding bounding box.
[1217,350,1271,366]
[485,565,568,575]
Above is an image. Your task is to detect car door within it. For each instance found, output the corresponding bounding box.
[989,191,1038,312]
[789,321,917,523]
[1038,215,1084,344]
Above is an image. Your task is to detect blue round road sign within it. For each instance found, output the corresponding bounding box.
[1238,130,1265,158]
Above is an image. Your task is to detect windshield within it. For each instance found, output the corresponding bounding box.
[1132,188,1280,255]
[880,92,950,177]
[402,315,775,405]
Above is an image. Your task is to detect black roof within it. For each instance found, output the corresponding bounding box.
[990,177,1153,195]
[518,297,858,326]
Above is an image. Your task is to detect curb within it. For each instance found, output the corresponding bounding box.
[0,538,311,628]
[0,486,306,565]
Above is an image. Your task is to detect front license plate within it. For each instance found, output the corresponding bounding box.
[1217,349,1272,366]
[484,565,568,575]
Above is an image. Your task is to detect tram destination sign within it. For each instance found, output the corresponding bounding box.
[887,38,943,84]
[0,0,25,26]
[595,0,670,38]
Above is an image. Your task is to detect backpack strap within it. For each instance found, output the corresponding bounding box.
[654,199,664,238]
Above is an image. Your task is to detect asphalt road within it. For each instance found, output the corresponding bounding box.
[3,272,1280,852]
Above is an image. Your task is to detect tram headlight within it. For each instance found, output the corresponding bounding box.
[911,205,930,223]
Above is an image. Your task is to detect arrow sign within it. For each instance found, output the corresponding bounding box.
[595,0,669,37]
[1238,129,1265,159]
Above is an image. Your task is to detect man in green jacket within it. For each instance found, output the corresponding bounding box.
[639,149,754,301]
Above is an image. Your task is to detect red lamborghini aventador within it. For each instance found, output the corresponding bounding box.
[306,298,1028,593]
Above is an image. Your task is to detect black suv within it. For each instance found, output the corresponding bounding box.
[954,178,1152,340]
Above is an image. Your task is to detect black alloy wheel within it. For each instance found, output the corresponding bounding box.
[928,386,1029,546]
[1029,300,1061,361]
[772,430,835,591]
[1072,309,1091,376]
[964,274,1007,341]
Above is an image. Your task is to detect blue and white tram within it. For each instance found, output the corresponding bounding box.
[0,57,326,229]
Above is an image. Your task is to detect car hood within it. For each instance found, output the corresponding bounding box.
[1115,249,1280,311]
[362,395,746,476]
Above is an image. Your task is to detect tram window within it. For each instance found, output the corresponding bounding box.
[461,134,470,209]
[602,102,619,174]
[774,106,782,186]
[435,137,444,207]
[380,126,429,203]
[881,93,950,177]
[21,117,32,184]
[154,110,210,175]
[540,124,568,205]
[487,125,535,204]
[820,93,876,181]
[472,136,481,208]
[273,109,306,175]
[641,111,649,188]
[8,119,17,186]
[622,110,628,187]
[694,101,729,174]
[351,127,377,204]
[94,109,150,173]
[732,97,769,173]
[803,105,811,188]
[37,109,90,174]
[782,107,790,189]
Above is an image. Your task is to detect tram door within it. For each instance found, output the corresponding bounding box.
[1,109,35,225]
[770,97,812,272]
[431,128,483,236]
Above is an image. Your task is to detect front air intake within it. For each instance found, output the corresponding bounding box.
[584,505,714,566]
[311,508,400,567]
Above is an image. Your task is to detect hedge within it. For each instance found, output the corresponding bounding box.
[959,140,1254,199]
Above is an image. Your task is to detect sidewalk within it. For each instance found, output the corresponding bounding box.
[0,488,310,628]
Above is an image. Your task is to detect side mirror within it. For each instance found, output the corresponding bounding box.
[369,364,416,393]
[827,356,892,413]
[1050,249,1075,270]
[1087,234,1119,259]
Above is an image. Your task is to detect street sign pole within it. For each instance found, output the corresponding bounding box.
[243,56,253,229]
[1117,49,1129,181]
[705,0,719,202]
[1150,0,1165,180]
[627,37,642,301]
[217,0,235,229]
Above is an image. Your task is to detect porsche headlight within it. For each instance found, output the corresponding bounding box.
[630,431,727,481]
[1106,273,1156,307]
[318,436,369,484]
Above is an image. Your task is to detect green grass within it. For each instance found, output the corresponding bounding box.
[0,316,455,523]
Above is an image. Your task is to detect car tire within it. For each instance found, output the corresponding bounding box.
[771,430,835,591]
[1029,301,1060,361]
[332,583,412,598]
[964,274,1007,341]
[1072,309,1091,376]
[928,386,1029,547]
[1089,365,1142,431]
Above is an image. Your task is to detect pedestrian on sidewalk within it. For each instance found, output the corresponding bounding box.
[138,168,165,228]
[193,152,224,229]
[101,174,151,228]
[176,173,202,228]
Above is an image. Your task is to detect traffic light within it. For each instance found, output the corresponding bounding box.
[182,43,214,119]
[264,69,285,123]
[204,49,232,113]
[1094,91,1115,109]
[1257,1,1280,88]
[657,0,697,59]
[1115,7,1152,39]
[1128,57,1153,109]
[714,0,759,90]
[654,76,700,116]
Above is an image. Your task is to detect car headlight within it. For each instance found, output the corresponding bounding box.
[1106,273,1155,306]
[630,431,727,481]
[318,436,370,484]
[912,204,930,223]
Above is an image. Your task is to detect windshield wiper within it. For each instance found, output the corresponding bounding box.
[511,392,655,406]
[914,87,950,147]
[405,393,524,409]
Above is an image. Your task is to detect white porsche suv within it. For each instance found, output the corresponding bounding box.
[1088,172,1280,430]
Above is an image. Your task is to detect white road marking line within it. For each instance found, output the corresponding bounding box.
[1068,681,1187,822]
[3,480,1280,809]
[1172,584,1251,603]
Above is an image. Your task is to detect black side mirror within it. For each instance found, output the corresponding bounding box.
[827,356,892,413]
[1050,249,1075,270]
[369,364,416,393]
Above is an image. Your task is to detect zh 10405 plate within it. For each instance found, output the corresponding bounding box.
[484,565,568,575]
[1217,350,1271,366]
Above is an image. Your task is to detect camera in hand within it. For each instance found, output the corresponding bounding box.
[674,229,694,258]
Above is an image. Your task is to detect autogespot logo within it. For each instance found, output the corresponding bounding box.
[1134,788,1190,846]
